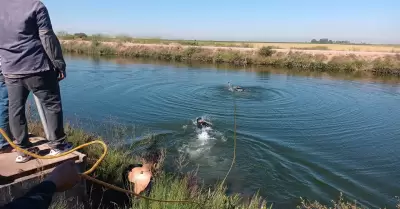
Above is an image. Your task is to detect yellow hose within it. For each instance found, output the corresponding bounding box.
[220,99,237,186]
[0,128,201,206]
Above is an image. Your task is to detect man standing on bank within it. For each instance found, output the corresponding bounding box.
[0,0,72,163]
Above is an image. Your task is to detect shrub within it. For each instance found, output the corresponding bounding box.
[258,46,275,57]
[182,47,201,59]
[74,33,88,39]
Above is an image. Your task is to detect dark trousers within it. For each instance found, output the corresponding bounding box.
[0,73,12,150]
[5,70,66,149]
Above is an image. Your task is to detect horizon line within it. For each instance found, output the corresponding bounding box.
[56,30,400,45]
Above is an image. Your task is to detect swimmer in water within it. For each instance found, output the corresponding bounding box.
[196,117,212,129]
[228,82,244,92]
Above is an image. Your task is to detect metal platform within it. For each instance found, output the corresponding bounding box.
[0,136,86,187]
[0,137,87,207]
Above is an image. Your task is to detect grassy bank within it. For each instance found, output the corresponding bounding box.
[61,40,400,75]
[25,121,399,209]
[28,122,270,209]
[58,33,400,52]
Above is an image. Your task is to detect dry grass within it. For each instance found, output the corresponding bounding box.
[251,43,400,52]
[58,33,400,53]
[60,40,400,75]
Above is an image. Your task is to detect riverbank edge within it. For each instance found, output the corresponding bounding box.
[28,122,270,209]
[26,122,398,209]
[60,40,400,76]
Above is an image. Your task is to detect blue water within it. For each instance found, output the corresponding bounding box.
[55,56,400,208]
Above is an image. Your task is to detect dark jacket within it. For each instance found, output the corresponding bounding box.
[0,0,65,77]
[0,181,56,209]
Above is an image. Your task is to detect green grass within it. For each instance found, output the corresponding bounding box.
[298,194,400,209]
[27,122,271,209]
[129,174,269,209]
[60,40,400,75]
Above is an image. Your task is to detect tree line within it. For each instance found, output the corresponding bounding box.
[310,38,367,45]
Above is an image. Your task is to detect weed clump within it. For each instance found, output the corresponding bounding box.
[258,46,275,57]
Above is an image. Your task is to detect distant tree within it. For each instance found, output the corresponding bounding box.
[311,38,357,45]
[319,38,329,44]
[335,40,351,44]
[311,39,318,43]
[74,33,88,39]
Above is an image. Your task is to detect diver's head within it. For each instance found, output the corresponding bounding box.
[142,150,160,164]
[196,117,202,122]
[140,149,164,172]
[140,140,165,172]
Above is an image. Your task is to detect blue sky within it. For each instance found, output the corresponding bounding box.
[43,0,399,44]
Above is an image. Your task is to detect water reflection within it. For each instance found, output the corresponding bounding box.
[66,53,400,85]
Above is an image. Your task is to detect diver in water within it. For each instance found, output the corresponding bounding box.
[196,117,212,129]
[228,82,244,92]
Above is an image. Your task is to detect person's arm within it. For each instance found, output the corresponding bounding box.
[35,1,66,80]
[0,181,56,209]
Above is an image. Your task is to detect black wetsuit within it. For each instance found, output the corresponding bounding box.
[122,164,153,196]
[197,121,211,129]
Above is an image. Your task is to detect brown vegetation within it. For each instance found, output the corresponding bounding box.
[57,32,400,53]
[61,40,400,75]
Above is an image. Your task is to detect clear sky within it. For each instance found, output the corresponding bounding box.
[42,0,399,44]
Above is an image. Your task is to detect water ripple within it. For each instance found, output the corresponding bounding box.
[62,57,400,208]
